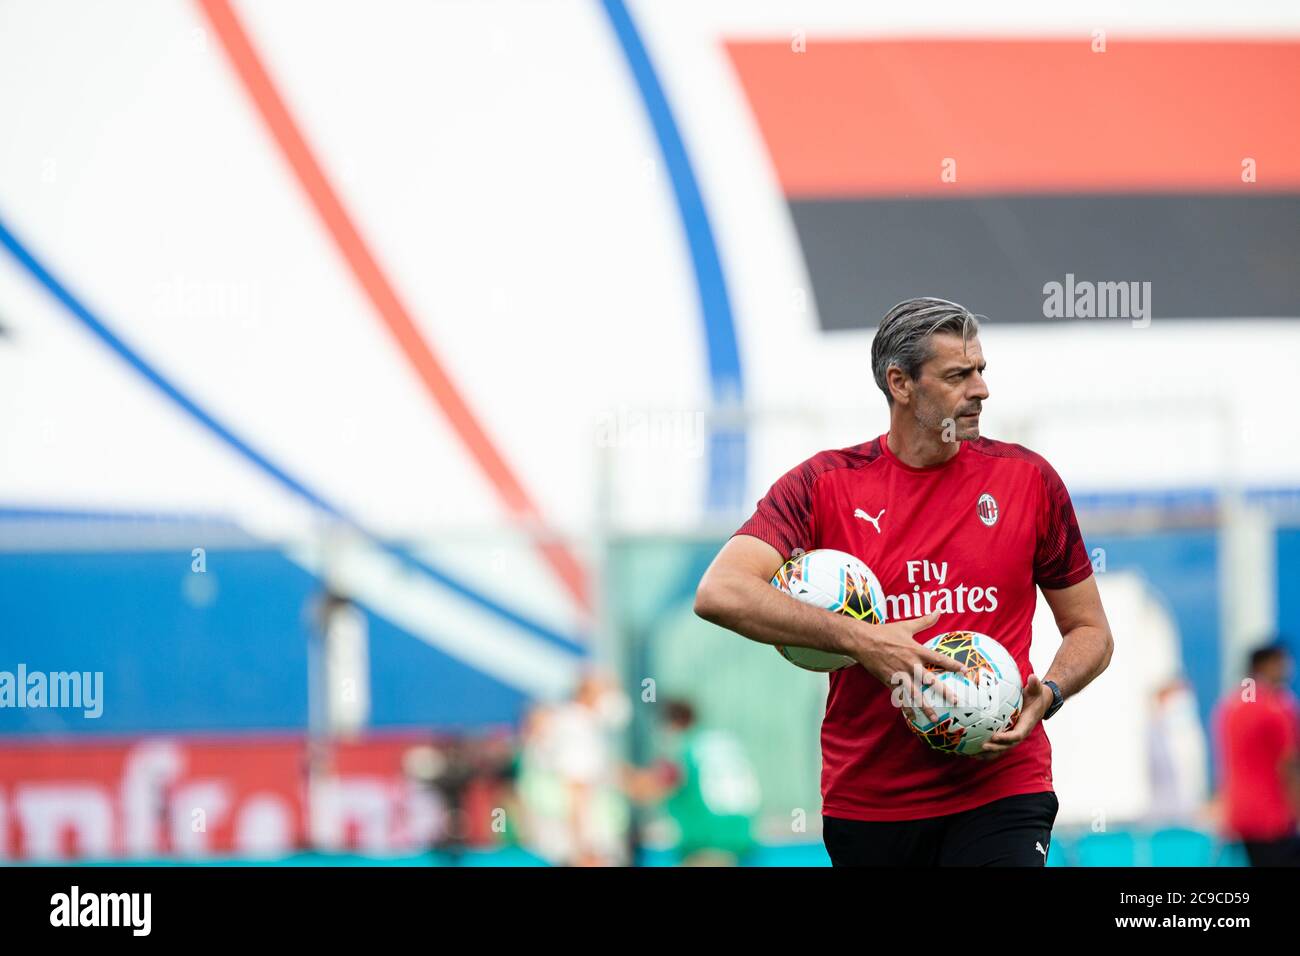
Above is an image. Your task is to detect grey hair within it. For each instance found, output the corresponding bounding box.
[871,297,981,404]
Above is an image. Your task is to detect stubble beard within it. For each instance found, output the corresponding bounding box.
[914,397,979,444]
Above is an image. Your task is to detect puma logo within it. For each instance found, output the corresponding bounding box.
[1035,841,1049,859]
[854,508,885,533]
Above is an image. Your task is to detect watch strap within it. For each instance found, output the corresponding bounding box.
[1043,679,1064,719]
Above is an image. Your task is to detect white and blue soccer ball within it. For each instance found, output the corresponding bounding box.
[903,631,1023,756]
[769,549,888,672]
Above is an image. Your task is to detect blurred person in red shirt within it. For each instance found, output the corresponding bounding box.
[1213,642,1300,866]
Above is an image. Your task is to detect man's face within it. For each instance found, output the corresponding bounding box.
[904,332,989,441]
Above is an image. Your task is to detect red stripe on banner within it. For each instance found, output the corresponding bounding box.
[196,0,589,614]
[726,39,1300,197]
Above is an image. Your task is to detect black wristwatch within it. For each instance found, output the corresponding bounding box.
[1042,680,1064,720]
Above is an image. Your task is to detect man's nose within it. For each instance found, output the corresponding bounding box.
[969,372,990,401]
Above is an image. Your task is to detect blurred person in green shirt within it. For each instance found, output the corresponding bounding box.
[633,699,761,865]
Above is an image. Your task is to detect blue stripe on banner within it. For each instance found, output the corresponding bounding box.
[0,505,241,525]
[599,0,748,513]
[1073,486,1300,513]
[0,214,586,656]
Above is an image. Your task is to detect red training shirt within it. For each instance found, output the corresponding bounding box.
[734,433,1094,821]
[1213,683,1300,841]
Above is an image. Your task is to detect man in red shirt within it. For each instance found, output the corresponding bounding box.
[1213,643,1300,866]
[694,297,1114,866]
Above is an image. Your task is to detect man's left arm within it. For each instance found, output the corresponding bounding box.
[977,575,1113,759]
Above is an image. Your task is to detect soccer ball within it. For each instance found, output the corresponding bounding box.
[769,549,888,672]
[903,631,1023,756]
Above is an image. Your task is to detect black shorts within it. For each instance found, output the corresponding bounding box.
[1243,835,1300,867]
[823,791,1060,866]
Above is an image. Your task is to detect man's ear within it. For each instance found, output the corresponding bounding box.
[886,366,911,406]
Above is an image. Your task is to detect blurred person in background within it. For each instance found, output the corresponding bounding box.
[401,739,474,863]
[516,672,631,866]
[402,733,521,862]
[628,699,760,866]
[1213,641,1300,865]
[515,705,562,860]
[1144,676,1209,826]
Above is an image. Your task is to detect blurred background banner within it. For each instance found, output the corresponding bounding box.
[0,0,1297,865]
[727,38,1300,327]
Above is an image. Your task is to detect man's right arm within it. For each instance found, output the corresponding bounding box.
[693,535,868,656]
[1279,707,1300,818]
[693,534,961,721]
[1282,754,1300,818]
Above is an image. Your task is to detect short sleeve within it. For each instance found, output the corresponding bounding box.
[1034,457,1094,589]
[732,458,820,561]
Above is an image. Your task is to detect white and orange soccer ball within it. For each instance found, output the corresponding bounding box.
[903,631,1023,756]
[769,549,888,672]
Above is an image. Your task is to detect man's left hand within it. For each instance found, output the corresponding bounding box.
[974,674,1054,761]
